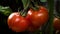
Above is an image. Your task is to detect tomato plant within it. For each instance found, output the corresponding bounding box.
[0,0,55,34]
[53,17,60,30]
[7,12,29,32]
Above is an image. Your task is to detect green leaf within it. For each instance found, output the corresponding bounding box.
[40,0,47,2]
[22,0,30,10]
[0,6,12,16]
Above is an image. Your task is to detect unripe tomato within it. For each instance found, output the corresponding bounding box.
[53,17,60,30]
[7,12,29,32]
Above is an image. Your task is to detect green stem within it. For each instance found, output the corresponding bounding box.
[21,0,30,17]
[31,0,40,6]
[30,0,40,11]
[47,0,54,34]
[22,0,30,10]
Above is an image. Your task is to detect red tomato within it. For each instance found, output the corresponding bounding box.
[26,6,49,32]
[7,12,29,32]
[30,8,49,28]
[53,17,60,30]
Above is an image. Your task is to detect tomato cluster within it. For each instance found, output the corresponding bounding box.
[7,6,49,32]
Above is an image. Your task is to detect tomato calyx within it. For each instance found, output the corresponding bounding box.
[55,15,60,19]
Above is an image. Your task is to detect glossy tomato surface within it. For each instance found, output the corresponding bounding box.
[53,17,60,30]
[7,12,29,32]
[30,6,49,27]
[26,6,49,32]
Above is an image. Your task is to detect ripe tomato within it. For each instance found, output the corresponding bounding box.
[30,7,49,28]
[53,17,60,30]
[7,12,29,32]
[26,6,49,32]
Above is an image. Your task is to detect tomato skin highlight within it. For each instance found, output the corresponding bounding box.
[53,17,60,30]
[26,9,33,21]
[7,12,29,32]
